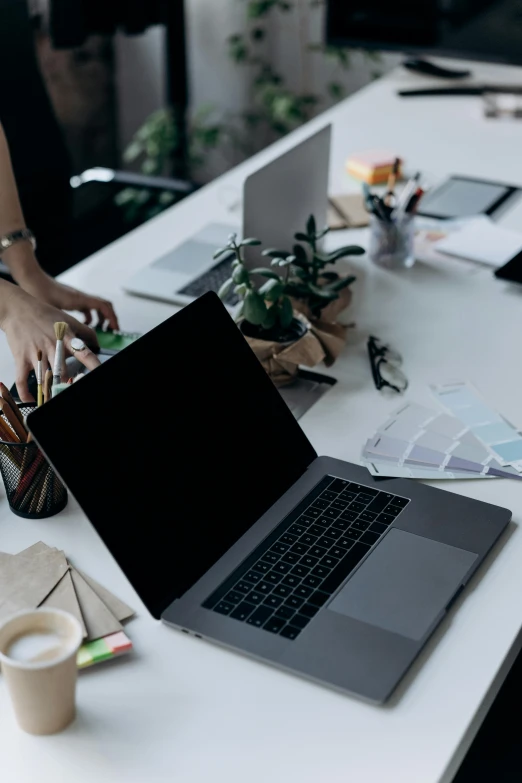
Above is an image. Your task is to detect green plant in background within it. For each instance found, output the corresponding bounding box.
[263,215,364,318]
[116,0,382,223]
[217,233,296,332]
[115,106,224,224]
[228,0,382,141]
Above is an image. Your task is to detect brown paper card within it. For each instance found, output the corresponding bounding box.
[19,541,55,558]
[0,550,69,621]
[310,321,349,367]
[40,571,87,637]
[291,281,353,325]
[75,569,135,623]
[70,568,123,642]
[20,543,134,626]
[245,315,326,386]
[328,193,370,230]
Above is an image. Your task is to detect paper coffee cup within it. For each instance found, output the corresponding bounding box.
[0,608,83,735]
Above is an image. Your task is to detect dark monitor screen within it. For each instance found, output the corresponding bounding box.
[326,1,522,66]
[27,293,317,619]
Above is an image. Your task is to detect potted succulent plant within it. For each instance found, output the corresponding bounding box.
[264,215,364,323]
[216,218,365,381]
[217,234,325,386]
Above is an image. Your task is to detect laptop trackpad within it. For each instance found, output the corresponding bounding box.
[328,529,477,640]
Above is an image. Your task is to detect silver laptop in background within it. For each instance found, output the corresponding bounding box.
[123,126,331,306]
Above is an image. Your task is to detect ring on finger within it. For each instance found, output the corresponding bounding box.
[70,337,88,353]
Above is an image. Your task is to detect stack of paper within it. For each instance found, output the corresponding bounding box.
[0,542,135,668]
[361,398,522,481]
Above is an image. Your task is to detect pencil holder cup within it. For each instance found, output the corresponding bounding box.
[368,214,415,270]
[0,404,67,519]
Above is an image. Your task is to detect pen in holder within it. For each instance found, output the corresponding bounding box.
[0,403,67,519]
[367,213,415,270]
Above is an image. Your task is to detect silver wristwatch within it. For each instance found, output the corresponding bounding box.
[0,228,37,256]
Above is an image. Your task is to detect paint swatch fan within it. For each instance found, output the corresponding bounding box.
[361,387,522,482]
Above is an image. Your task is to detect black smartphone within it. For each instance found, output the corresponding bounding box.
[494,249,522,284]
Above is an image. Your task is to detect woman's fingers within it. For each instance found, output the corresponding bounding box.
[94,299,119,331]
[63,333,101,373]
[81,309,93,326]
[16,358,35,403]
[64,315,99,350]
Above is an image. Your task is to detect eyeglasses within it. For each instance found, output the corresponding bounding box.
[367,336,408,394]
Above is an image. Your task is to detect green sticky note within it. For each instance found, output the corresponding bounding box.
[86,638,114,663]
[77,646,93,668]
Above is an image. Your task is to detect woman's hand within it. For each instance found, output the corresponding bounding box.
[17,269,119,331]
[0,282,102,402]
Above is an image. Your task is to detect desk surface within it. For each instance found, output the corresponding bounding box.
[2,59,522,783]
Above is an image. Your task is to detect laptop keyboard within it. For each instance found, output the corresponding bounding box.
[178,254,238,304]
[203,475,410,640]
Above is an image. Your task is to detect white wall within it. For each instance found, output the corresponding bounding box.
[114,1,398,172]
[186,0,251,116]
[115,26,167,153]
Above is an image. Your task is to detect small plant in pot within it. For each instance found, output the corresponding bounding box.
[216,234,325,385]
[264,215,365,323]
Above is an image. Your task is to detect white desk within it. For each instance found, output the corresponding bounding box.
[2,59,522,783]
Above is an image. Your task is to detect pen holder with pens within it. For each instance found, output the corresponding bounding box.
[0,404,67,519]
[367,213,415,270]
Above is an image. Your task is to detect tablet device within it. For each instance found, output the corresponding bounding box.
[494,249,522,284]
[418,176,519,219]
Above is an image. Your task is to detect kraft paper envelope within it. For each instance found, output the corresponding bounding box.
[41,570,87,637]
[19,541,55,558]
[0,549,69,621]
[70,568,123,642]
[22,543,134,623]
[75,569,135,623]
[328,193,370,230]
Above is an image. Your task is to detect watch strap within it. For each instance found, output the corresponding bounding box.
[0,229,36,255]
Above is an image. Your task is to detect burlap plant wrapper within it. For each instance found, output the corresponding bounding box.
[244,316,325,387]
[291,281,354,366]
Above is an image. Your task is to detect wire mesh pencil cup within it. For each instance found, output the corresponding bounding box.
[368,213,415,269]
[0,403,67,519]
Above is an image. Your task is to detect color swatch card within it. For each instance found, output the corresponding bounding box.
[361,400,522,481]
[431,381,522,470]
[436,217,522,267]
[364,433,519,478]
[361,458,494,481]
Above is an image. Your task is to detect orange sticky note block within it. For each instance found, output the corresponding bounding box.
[347,150,403,185]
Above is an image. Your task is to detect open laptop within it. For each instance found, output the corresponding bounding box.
[123,126,331,306]
[27,293,511,703]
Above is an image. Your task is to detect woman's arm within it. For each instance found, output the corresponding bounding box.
[0,121,118,328]
[0,122,117,400]
[0,120,39,281]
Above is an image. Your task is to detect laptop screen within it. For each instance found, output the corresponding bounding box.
[28,293,317,618]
